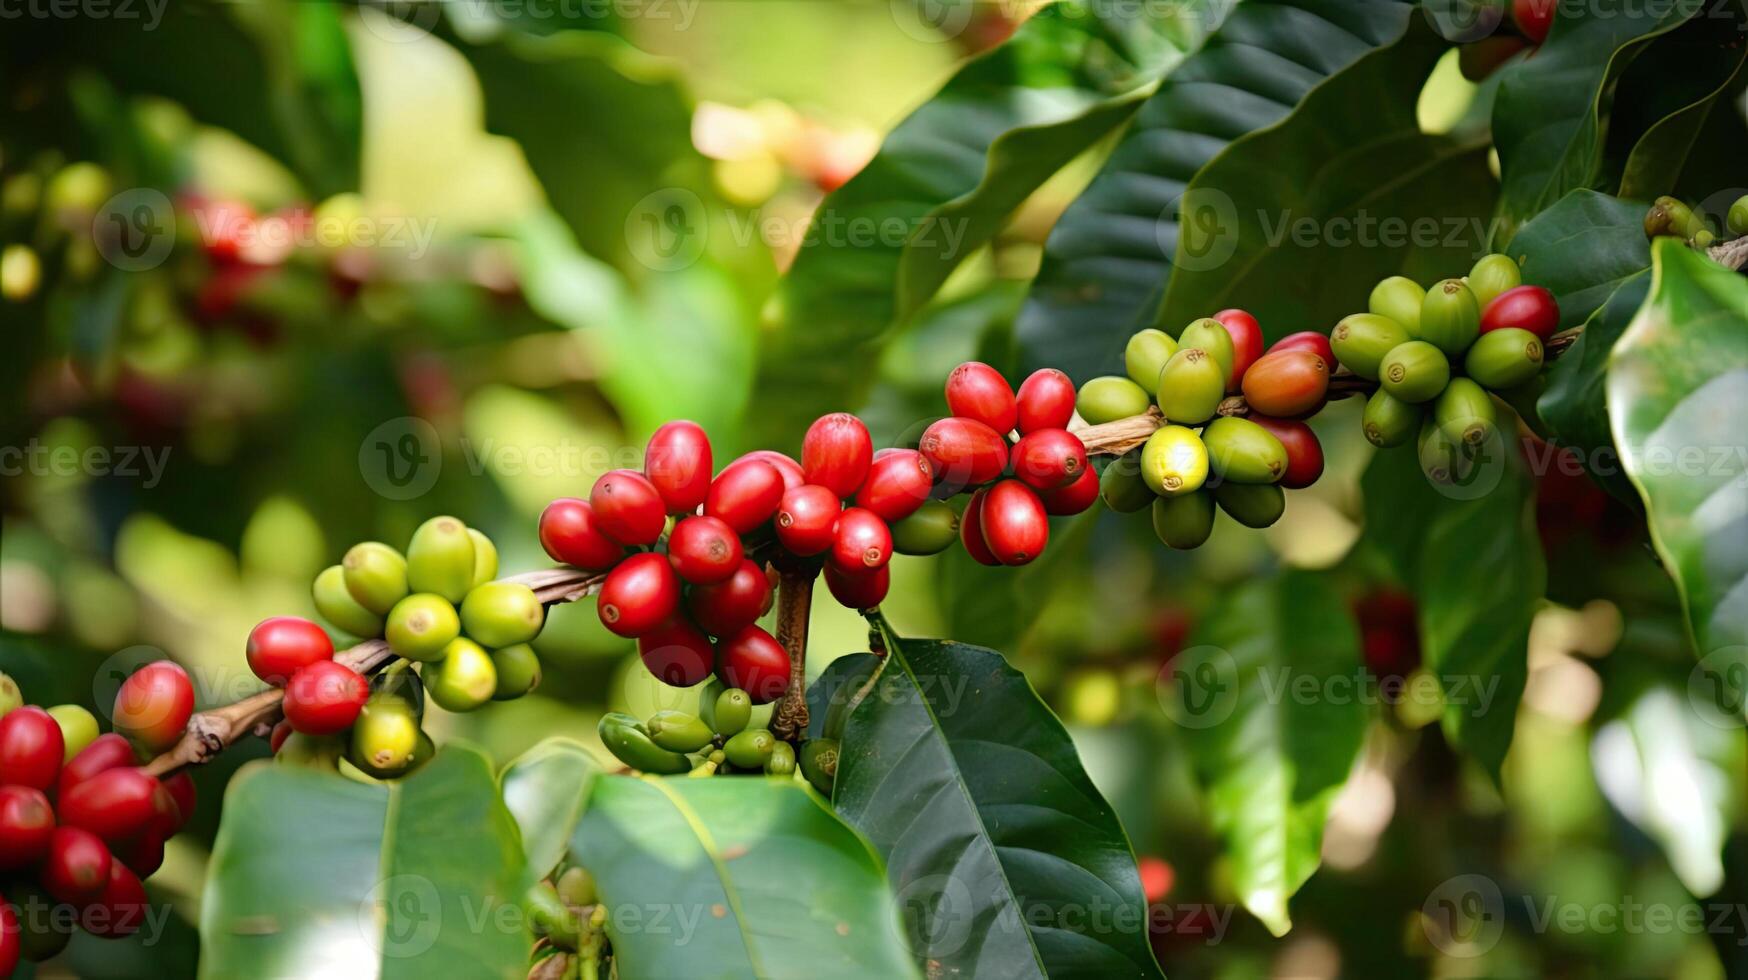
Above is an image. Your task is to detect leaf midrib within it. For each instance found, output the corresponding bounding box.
[643,777,769,978]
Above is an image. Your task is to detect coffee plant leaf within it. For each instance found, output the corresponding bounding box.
[1513,189,1653,330]
[499,738,603,884]
[1538,268,1651,504]
[1609,13,1748,202]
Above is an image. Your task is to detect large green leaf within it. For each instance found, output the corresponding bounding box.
[832,627,1161,978]
[1608,239,1748,660]
[499,738,602,883]
[1512,189,1652,330]
[1537,269,1651,502]
[202,747,529,979]
[1609,12,1748,201]
[571,775,918,979]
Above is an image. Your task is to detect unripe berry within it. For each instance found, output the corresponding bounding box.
[0,672,19,717]
[979,480,1049,566]
[1363,389,1422,448]
[705,458,786,534]
[342,542,410,616]
[80,860,147,938]
[1015,369,1076,433]
[468,529,498,589]
[1156,348,1225,424]
[919,417,1007,491]
[42,827,111,904]
[830,508,893,571]
[1241,349,1329,418]
[686,559,772,637]
[890,500,961,555]
[667,515,745,584]
[282,660,369,736]
[385,594,462,663]
[774,485,841,556]
[945,362,1018,434]
[1140,426,1209,498]
[1152,492,1215,550]
[644,420,713,514]
[1076,376,1151,425]
[1330,314,1410,381]
[1202,417,1289,485]
[406,517,477,604]
[1124,330,1178,393]
[1369,276,1425,335]
[0,785,55,870]
[1480,285,1558,339]
[113,662,195,756]
[855,449,933,522]
[1418,278,1482,356]
[589,470,667,547]
[58,733,136,798]
[491,645,542,701]
[1215,482,1287,529]
[1040,466,1099,516]
[597,553,681,638]
[538,498,624,571]
[1178,318,1237,382]
[801,413,874,498]
[423,638,498,713]
[313,565,384,638]
[1248,416,1324,490]
[1465,327,1544,389]
[247,616,335,687]
[825,563,891,610]
[459,581,545,648]
[1467,253,1522,308]
[1212,309,1265,392]
[1378,341,1451,404]
[1011,428,1088,491]
[958,488,1001,566]
[1434,378,1500,448]
[715,625,791,704]
[736,450,805,491]
[1269,331,1336,366]
[47,704,98,762]
[58,767,162,843]
[1100,452,1154,514]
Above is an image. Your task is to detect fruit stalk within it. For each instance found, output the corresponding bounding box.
[768,569,817,743]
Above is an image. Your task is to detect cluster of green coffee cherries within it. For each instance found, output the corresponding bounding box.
[598,679,836,794]
[1644,193,1748,246]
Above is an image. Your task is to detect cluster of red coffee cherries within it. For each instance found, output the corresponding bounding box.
[243,618,372,739]
[0,663,198,968]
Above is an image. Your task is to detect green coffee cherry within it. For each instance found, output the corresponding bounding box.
[1418,279,1480,356]
[1077,376,1152,424]
[1151,493,1214,551]
[407,516,476,604]
[0,671,20,716]
[1369,276,1424,335]
[800,738,839,795]
[766,741,797,776]
[1363,389,1422,448]
[1178,318,1236,382]
[1650,195,1708,240]
[1124,329,1178,391]
[1330,314,1410,381]
[1729,195,1748,236]
[1467,254,1521,308]
[409,730,436,769]
[343,542,409,616]
[891,500,960,555]
[349,696,421,776]
[525,881,583,950]
[1378,341,1451,404]
[277,731,344,770]
[467,528,499,588]
[1417,418,1487,487]
[706,687,753,737]
[46,705,99,762]
[689,757,719,777]
[647,711,716,753]
[598,712,691,774]
[1464,327,1543,390]
[556,866,598,908]
[386,593,462,662]
[708,749,727,766]
[423,637,498,712]
[314,564,384,638]
[1156,348,1226,424]
[460,581,545,648]
[490,643,542,700]
[1139,426,1209,497]
[1099,453,1154,514]
[1433,378,1499,447]
[1201,417,1287,485]
[724,729,777,769]
[1214,482,1286,529]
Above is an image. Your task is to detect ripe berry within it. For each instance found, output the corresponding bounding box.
[1480,285,1559,339]
[686,559,771,637]
[0,893,16,976]
[774,485,841,557]
[597,553,681,638]
[1240,349,1329,418]
[539,498,624,571]
[830,508,893,571]
[163,771,196,832]
[42,827,111,904]
[282,660,369,736]
[246,616,334,687]
[1268,331,1335,366]
[705,458,785,533]
[58,767,162,843]
[113,661,195,755]
[58,733,137,798]
[1040,466,1099,516]
[959,489,1001,566]
[825,563,890,611]
[81,860,148,938]
[979,480,1049,566]
[801,413,874,498]
[1011,428,1088,491]
[667,516,745,584]
[589,469,667,547]
[1248,416,1324,490]
[116,828,166,877]
[715,625,791,704]
[0,706,64,790]
[945,362,1017,435]
[637,618,715,687]
[0,785,55,870]
[1513,0,1553,43]
[1212,309,1265,392]
[920,417,1008,492]
[855,450,933,523]
[1016,369,1076,433]
[644,420,713,513]
[737,450,805,491]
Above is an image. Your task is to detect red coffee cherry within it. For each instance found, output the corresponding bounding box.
[1248,416,1325,490]
[637,617,716,687]
[597,553,681,638]
[1011,428,1088,491]
[945,362,1017,435]
[715,625,792,704]
[1213,309,1265,392]
[0,785,55,870]
[775,485,841,557]
[1016,369,1076,434]
[1268,331,1335,367]
[589,469,667,547]
[246,616,334,687]
[686,559,771,637]
[1040,466,1099,516]
[281,661,368,736]
[831,508,893,571]
[979,480,1049,566]
[42,827,112,904]
[737,450,805,491]
[1513,0,1553,43]
[538,498,624,571]
[667,516,744,585]
[644,420,713,514]
[0,897,16,978]
[801,413,874,498]
[59,733,137,799]
[116,828,167,878]
[824,563,890,611]
[81,860,148,938]
[705,458,786,533]
[113,661,195,755]
[855,450,933,523]
[59,768,162,844]
[920,417,1008,492]
[1241,349,1330,419]
[0,706,63,790]
[162,771,197,832]
[269,719,294,754]
[959,489,1000,566]
[1480,285,1558,339]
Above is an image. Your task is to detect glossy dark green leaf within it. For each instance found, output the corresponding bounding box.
[202,747,529,979]
[1171,570,1366,935]
[833,626,1161,978]
[570,775,918,979]
[499,738,602,883]
[807,652,883,741]
[1537,269,1651,503]
[1610,14,1748,201]
[1512,189,1652,330]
